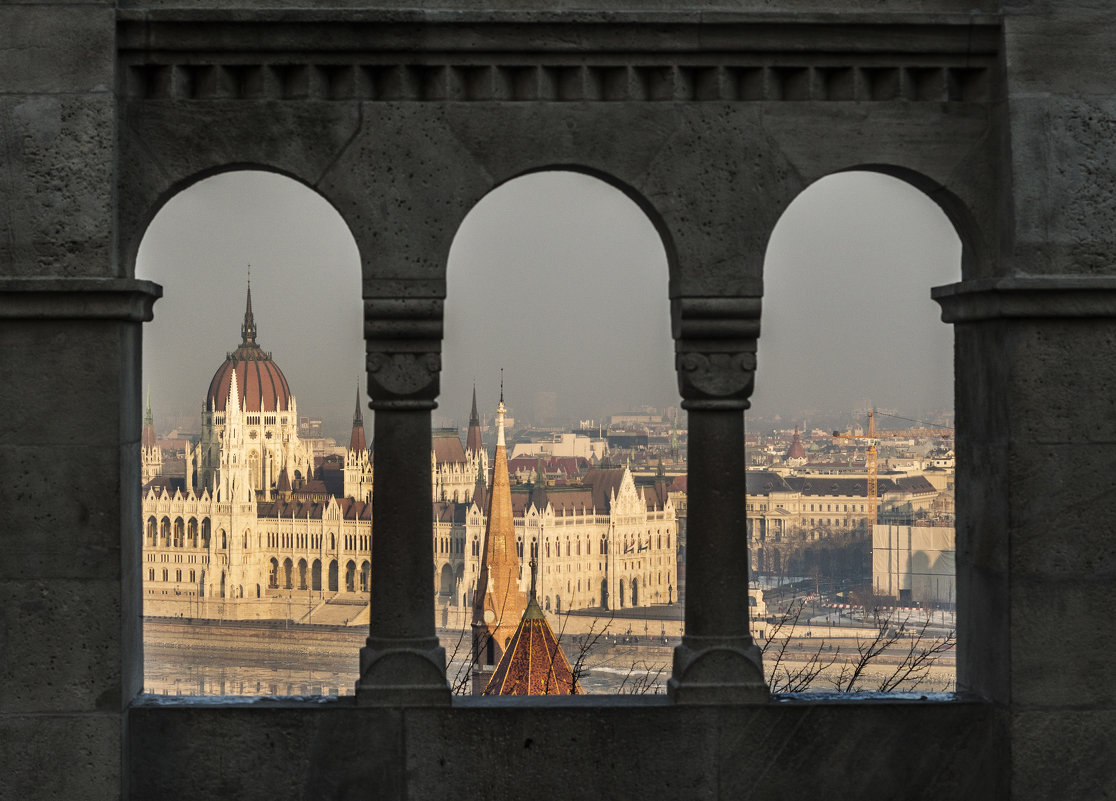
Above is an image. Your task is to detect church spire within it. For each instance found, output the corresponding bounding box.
[349,382,367,453]
[141,387,157,452]
[240,270,257,346]
[466,382,483,454]
[472,378,525,685]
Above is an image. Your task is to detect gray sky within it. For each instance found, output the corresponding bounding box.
[138,169,958,441]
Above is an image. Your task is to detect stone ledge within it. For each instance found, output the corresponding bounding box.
[0,278,161,321]
[933,276,1116,322]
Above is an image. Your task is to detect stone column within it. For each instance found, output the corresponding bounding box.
[668,293,768,704]
[0,278,160,798]
[356,294,450,706]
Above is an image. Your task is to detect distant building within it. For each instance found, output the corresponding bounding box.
[872,523,956,606]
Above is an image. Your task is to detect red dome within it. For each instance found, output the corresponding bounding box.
[207,280,294,413]
[207,344,293,413]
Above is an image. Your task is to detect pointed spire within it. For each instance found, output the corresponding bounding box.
[353,380,364,427]
[472,380,525,672]
[466,382,483,454]
[349,381,367,454]
[227,367,241,413]
[240,269,257,346]
[141,387,158,453]
[496,369,507,449]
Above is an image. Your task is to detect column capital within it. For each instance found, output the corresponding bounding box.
[672,295,761,410]
[365,296,443,409]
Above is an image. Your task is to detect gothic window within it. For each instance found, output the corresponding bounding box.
[298,559,308,590]
[360,561,370,593]
[312,559,322,591]
[345,560,356,592]
[283,558,293,589]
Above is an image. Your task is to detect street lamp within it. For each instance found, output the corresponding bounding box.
[668,583,673,605]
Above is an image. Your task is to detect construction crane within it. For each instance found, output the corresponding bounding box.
[832,410,954,533]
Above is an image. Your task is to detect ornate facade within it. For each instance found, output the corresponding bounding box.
[141,294,677,627]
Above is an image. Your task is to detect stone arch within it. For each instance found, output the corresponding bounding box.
[283,558,293,590]
[345,560,356,592]
[328,560,338,593]
[439,564,454,596]
[297,558,308,590]
[360,561,370,593]
[268,558,279,590]
[311,559,322,592]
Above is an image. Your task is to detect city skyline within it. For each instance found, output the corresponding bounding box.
[138,169,959,440]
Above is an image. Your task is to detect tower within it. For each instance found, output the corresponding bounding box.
[344,384,373,502]
[471,382,526,691]
[464,383,488,493]
[141,388,163,484]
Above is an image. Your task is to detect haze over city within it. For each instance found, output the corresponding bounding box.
[138,169,959,439]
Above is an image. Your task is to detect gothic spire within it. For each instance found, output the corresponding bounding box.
[142,387,157,451]
[466,382,483,454]
[349,382,367,453]
[240,270,257,347]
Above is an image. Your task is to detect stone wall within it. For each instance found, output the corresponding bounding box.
[2,2,1115,799]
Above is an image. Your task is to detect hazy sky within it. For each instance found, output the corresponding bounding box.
[138,169,958,440]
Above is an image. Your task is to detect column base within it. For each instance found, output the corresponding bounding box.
[668,635,769,705]
[355,636,452,707]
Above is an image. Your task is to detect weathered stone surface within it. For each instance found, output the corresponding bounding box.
[6,4,1116,801]
[1011,577,1116,707]
[128,701,404,801]
[1006,95,1116,275]
[0,445,122,581]
[1009,444,1116,579]
[0,578,121,714]
[0,8,113,94]
[0,714,120,801]
[1012,709,1116,801]
[0,95,115,278]
[0,321,124,446]
[125,699,1002,800]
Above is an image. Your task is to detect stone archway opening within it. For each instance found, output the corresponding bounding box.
[135,169,361,695]
[442,169,679,693]
[754,169,962,694]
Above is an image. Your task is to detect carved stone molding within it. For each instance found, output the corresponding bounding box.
[118,14,999,105]
[934,276,1116,322]
[676,351,756,409]
[674,293,761,409]
[366,349,441,409]
[0,277,162,322]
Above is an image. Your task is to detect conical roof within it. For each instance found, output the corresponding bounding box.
[483,570,581,696]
